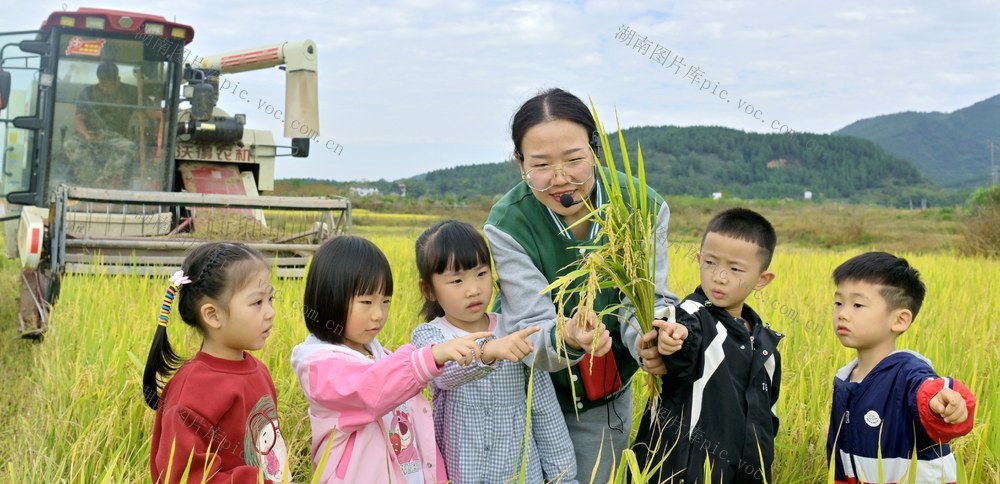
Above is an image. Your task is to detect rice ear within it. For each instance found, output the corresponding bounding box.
[548,103,663,410]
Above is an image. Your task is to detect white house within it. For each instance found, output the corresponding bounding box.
[350,186,381,197]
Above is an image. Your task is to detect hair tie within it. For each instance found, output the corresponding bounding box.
[158,270,191,327]
[169,270,192,287]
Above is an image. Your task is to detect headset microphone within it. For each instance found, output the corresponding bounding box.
[559,193,583,208]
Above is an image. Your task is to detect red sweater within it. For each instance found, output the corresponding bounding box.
[150,352,288,483]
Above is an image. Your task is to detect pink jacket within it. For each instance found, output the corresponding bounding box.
[291,335,447,483]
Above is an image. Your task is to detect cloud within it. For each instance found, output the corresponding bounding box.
[3,0,997,181]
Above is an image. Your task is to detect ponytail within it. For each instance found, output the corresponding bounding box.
[142,274,188,409]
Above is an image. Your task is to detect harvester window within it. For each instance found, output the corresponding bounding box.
[51,35,174,191]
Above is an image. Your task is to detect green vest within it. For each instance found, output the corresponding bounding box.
[488,168,664,412]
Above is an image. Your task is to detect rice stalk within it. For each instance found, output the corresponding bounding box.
[543,104,663,410]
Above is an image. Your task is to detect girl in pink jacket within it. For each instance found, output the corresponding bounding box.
[291,236,489,483]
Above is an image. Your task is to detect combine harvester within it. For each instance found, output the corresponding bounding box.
[0,8,350,337]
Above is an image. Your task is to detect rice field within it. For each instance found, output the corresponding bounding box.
[0,220,996,482]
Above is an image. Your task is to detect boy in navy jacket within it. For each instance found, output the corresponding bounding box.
[828,252,976,484]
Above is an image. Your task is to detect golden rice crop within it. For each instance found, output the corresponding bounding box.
[0,228,995,482]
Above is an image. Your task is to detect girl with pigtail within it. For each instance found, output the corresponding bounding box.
[143,242,288,483]
[411,220,578,483]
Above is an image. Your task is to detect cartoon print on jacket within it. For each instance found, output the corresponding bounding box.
[389,406,420,474]
[244,395,288,480]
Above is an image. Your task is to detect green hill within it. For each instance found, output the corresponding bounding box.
[278,126,968,207]
[834,94,1000,188]
[404,126,953,206]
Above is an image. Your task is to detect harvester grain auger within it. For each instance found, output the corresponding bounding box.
[0,8,350,337]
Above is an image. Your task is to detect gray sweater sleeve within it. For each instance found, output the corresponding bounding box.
[619,199,681,362]
[484,224,585,373]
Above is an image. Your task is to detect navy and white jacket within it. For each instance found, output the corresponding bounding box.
[828,350,976,484]
[633,287,783,484]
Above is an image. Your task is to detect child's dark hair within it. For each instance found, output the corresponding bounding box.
[833,251,926,320]
[511,87,599,161]
[303,236,393,344]
[142,242,269,410]
[702,208,777,270]
[415,220,492,321]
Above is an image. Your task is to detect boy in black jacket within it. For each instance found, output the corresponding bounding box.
[634,208,782,484]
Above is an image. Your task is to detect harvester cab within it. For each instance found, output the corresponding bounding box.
[0,8,350,337]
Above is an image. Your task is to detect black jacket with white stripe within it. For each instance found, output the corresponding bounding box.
[633,286,783,484]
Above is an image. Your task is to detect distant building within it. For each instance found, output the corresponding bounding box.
[350,186,380,197]
[398,183,407,197]
[712,192,723,200]
[767,158,789,169]
[804,191,813,200]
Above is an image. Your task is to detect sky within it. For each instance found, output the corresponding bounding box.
[3,0,998,181]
